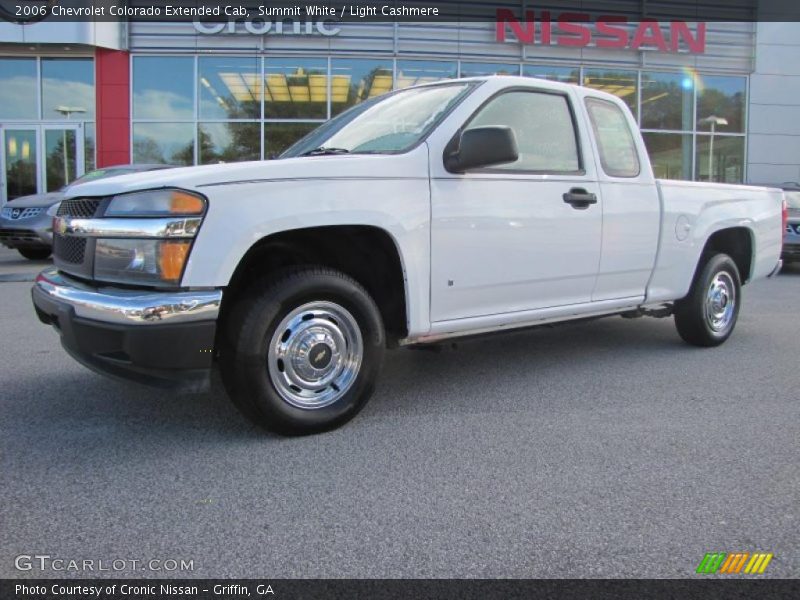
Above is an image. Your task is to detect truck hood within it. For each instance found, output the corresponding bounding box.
[64,153,424,199]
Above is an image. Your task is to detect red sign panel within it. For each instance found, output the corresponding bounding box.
[496,9,706,53]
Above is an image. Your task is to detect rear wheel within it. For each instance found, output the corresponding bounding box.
[219,267,385,435]
[674,253,741,347]
[18,247,51,260]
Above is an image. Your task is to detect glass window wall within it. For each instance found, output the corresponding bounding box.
[331,59,393,115]
[127,56,748,182]
[583,68,638,119]
[697,75,746,133]
[0,58,38,119]
[41,58,95,120]
[133,56,194,120]
[265,58,328,119]
[199,57,260,120]
[641,71,693,131]
[522,65,579,83]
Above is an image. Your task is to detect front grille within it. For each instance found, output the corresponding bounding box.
[0,228,39,244]
[53,235,87,264]
[58,198,101,218]
[1,207,43,220]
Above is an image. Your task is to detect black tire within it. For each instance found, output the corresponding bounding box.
[219,267,385,435]
[674,253,741,347]
[18,247,51,260]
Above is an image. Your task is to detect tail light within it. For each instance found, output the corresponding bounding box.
[782,197,788,244]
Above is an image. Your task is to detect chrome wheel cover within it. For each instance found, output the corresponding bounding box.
[705,271,736,333]
[267,301,363,409]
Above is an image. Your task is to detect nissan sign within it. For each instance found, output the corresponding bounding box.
[496,9,706,53]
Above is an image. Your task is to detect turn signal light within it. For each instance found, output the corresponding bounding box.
[158,241,191,282]
[170,191,205,215]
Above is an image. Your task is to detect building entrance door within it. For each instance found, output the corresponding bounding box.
[0,123,84,204]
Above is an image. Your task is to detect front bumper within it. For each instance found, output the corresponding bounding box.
[0,214,53,248]
[31,268,222,391]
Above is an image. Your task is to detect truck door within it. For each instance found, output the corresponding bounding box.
[582,97,660,302]
[429,87,602,322]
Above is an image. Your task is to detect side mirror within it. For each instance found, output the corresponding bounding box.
[445,126,519,173]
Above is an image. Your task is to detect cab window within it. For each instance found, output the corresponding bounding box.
[585,97,640,178]
[464,90,581,173]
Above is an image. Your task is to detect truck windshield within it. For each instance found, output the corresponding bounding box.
[281,82,475,157]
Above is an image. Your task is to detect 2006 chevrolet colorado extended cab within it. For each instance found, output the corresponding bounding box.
[32,76,785,434]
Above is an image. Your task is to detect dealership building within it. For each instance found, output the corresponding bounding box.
[1,11,800,203]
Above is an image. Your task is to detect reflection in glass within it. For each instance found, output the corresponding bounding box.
[265,123,320,159]
[84,123,96,173]
[0,58,37,119]
[198,123,260,164]
[4,129,37,199]
[44,129,78,191]
[696,135,744,183]
[199,57,260,119]
[643,132,692,180]
[697,75,746,133]
[42,58,95,120]
[460,62,519,77]
[522,64,579,83]
[331,59,393,115]
[396,61,457,88]
[641,71,693,131]
[133,57,194,119]
[132,123,194,165]
[583,69,638,118]
[467,91,579,172]
[265,58,328,119]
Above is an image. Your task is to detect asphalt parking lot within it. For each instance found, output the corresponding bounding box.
[1,247,798,579]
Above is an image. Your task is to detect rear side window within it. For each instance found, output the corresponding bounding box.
[466,90,581,173]
[585,98,640,178]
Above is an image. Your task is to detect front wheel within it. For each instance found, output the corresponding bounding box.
[674,253,741,347]
[219,267,385,435]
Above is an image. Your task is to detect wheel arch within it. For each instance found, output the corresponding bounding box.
[699,226,754,284]
[221,225,409,346]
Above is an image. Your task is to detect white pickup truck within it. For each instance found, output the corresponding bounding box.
[32,76,785,435]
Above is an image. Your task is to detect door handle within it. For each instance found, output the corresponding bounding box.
[563,188,597,210]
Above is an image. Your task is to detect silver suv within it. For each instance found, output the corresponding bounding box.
[0,164,173,260]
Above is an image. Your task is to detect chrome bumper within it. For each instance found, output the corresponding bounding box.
[32,268,222,325]
[768,259,783,278]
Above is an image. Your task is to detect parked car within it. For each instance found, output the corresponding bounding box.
[32,76,784,435]
[779,183,800,263]
[0,164,174,260]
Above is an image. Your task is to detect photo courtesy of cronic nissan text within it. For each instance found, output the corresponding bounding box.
[0,1,798,599]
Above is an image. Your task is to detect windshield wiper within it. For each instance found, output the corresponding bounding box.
[300,147,351,156]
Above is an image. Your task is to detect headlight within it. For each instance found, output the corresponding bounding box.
[90,188,206,287]
[105,189,206,217]
[46,202,61,217]
[94,239,192,287]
